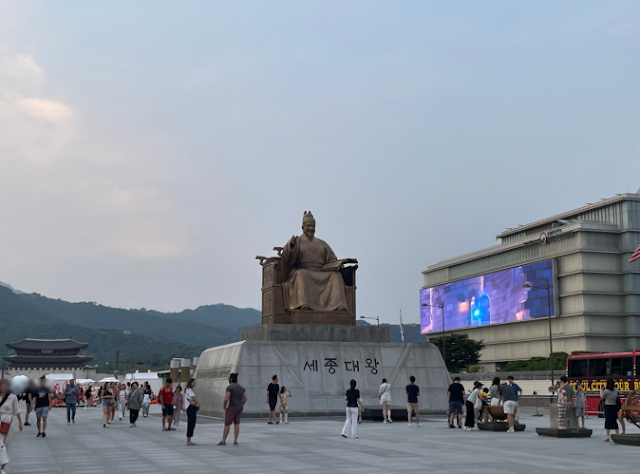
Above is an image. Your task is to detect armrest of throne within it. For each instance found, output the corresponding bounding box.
[340,263,358,287]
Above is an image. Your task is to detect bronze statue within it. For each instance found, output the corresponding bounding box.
[256,211,358,325]
[282,212,356,312]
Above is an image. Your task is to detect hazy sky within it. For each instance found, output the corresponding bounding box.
[1,1,639,324]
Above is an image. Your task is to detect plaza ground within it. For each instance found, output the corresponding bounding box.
[7,404,638,474]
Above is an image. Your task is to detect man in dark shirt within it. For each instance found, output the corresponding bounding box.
[266,374,281,424]
[507,375,523,422]
[406,375,420,427]
[498,383,517,432]
[32,376,52,437]
[218,373,247,446]
[447,377,465,429]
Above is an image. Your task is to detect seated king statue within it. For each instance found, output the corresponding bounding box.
[282,211,357,312]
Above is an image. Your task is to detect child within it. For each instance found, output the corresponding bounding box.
[574,384,586,429]
[173,386,184,427]
[279,386,291,424]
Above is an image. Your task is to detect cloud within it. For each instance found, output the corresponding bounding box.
[0,44,193,263]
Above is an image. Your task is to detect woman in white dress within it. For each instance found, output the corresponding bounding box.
[378,378,392,423]
[0,379,24,474]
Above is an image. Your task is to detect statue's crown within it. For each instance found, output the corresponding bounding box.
[302,211,315,224]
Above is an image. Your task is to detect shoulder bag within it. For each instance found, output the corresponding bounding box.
[0,394,12,435]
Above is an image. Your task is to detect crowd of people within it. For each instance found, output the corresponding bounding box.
[0,370,634,472]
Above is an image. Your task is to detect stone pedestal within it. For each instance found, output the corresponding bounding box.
[478,422,526,432]
[241,324,390,343]
[612,434,640,446]
[536,427,592,438]
[194,340,449,417]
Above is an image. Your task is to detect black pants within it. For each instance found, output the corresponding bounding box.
[465,400,475,428]
[186,405,198,438]
[130,409,139,425]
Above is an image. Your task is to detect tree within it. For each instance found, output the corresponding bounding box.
[503,352,568,372]
[430,334,485,373]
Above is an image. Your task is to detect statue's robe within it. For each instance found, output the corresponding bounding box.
[282,234,348,312]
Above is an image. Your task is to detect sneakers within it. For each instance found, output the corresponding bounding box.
[36,432,42,437]
[383,420,388,424]
[233,441,239,446]
[449,424,455,429]
[507,427,515,433]
[24,422,31,426]
[72,419,75,424]
[42,432,46,438]
[341,434,348,438]
[217,440,226,446]
[458,425,462,429]
[130,423,134,427]
[387,419,393,423]
[416,423,421,427]
[408,423,411,427]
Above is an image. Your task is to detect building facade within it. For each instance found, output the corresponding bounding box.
[3,338,95,379]
[421,192,640,370]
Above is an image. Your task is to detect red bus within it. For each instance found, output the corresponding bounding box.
[566,351,640,415]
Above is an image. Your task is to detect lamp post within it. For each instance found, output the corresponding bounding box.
[523,282,554,386]
[422,302,446,367]
[359,315,380,326]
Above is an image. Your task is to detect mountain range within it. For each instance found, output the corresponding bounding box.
[0,281,424,370]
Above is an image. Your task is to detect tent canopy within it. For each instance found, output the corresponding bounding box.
[98,377,119,383]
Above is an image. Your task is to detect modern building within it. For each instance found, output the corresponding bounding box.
[3,338,95,378]
[420,191,640,370]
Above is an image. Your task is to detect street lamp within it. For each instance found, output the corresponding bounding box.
[523,282,554,386]
[359,315,380,326]
[422,302,446,366]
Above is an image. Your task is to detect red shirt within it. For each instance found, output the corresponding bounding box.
[159,387,173,404]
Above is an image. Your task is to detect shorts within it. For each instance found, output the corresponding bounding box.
[490,398,500,406]
[503,400,517,414]
[162,404,174,417]
[268,398,277,411]
[35,406,49,418]
[449,401,463,415]
[225,405,243,426]
[407,402,419,413]
[379,396,391,405]
[575,406,585,417]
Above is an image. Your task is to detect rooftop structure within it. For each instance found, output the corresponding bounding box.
[4,337,94,368]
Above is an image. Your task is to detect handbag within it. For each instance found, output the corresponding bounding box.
[0,394,11,435]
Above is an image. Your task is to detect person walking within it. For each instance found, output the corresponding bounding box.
[465,381,483,430]
[172,386,183,427]
[83,386,92,409]
[378,378,392,423]
[447,377,465,429]
[0,379,23,474]
[601,378,620,442]
[118,384,128,421]
[99,383,114,428]
[142,382,152,417]
[63,379,80,425]
[31,376,52,438]
[218,373,247,446]
[266,375,280,425]
[185,378,200,446]
[279,386,291,425]
[341,379,364,439]
[406,376,420,427]
[23,381,35,426]
[159,378,175,431]
[127,382,143,427]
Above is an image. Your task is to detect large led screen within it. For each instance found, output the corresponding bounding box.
[420,259,555,334]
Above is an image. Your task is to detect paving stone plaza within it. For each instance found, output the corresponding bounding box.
[7,405,638,474]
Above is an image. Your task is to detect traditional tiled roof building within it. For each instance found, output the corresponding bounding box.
[4,338,93,369]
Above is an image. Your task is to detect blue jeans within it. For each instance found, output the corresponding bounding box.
[66,402,77,422]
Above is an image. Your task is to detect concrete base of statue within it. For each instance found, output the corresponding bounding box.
[536,427,592,438]
[193,336,450,418]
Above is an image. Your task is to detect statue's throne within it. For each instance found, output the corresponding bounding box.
[256,248,358,326]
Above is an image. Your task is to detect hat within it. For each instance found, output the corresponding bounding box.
[474,381,483,389]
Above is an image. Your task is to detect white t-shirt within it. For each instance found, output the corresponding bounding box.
[119,389,127,401]
[378,383,392,403]
[185,388,196,406]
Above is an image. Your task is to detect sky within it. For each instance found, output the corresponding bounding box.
[1,1,639,324]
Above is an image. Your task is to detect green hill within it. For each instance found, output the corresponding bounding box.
[1,282,425,371]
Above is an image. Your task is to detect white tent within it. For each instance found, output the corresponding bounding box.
[126,372,161,394]
[98,377,119,383]
[45,373,74,381]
